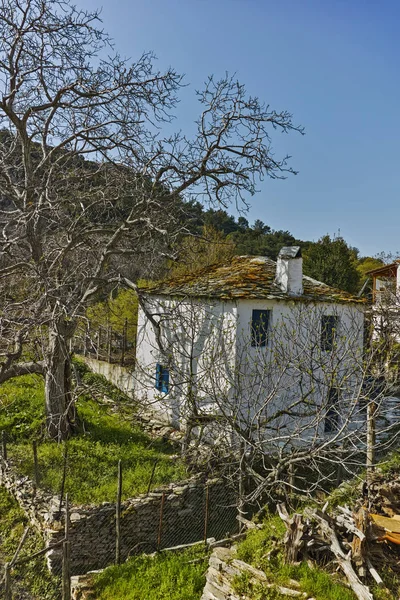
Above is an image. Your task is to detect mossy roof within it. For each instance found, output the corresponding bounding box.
[144,256,366,305]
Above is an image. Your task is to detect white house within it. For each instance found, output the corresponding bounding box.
[134,247,366,443]
[368,260,400,343]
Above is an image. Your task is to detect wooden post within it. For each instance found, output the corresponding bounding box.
[366,400,376,484]
[157,492,166,551]
[65,493,69,540]
[121,318,128,366]
[116,460,122,564]
[33,440,39,487]
[4,562,11,600]
[62,492,71,600]
[62,541,71,600]
[238,442,246,533]
[146,459,158,495]
[2,430,7,461]
[58,445,68,517]
[287,463,295,503]
[107,326,112,363]
[204,485,210,544]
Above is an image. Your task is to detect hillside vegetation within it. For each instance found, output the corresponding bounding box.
[0,366,186,504]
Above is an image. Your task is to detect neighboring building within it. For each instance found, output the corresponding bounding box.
[134,247,366,441]
[368,261,400,343]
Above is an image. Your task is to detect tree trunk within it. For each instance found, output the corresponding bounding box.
[45,322,75,441]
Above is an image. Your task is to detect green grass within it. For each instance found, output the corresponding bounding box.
[0,486,59,599]
[0,372,187,504]
[234,513,357,600]
[93,546,208,600]
[0,373,46,440]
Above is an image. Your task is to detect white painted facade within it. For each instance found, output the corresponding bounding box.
[134,290,365,439]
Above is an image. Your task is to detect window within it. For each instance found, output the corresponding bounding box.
[324,387,339,433]
[155,363,169,393]
[320,315,339,351]
[251,309,271,347]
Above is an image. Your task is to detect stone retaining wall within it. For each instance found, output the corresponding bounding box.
[1,458,238,576]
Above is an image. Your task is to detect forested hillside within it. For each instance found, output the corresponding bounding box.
[175,200,385,294]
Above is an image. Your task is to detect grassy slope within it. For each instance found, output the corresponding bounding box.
[0,369,186,504]
[91,513,357,600]
[93,546,208,600]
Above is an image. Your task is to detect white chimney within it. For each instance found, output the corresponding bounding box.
[275,246,303,296]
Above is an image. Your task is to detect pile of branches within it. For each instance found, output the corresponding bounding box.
[277,477,400,600]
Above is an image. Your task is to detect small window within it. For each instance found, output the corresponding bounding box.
[321,315,339,351]
[251,309,271,347]
[155,363,169,393]
[324,387,339,433]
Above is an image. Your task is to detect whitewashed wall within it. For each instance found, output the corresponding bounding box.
[134,295,237,427]
[135,293,365,439]
[235,299,365,441]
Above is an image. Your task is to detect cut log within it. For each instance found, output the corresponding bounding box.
[277,503,305,564]
[313,512,373,600]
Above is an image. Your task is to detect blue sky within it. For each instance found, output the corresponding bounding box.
[76,0,400,257]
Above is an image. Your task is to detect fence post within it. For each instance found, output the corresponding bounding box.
[204,484,210,544]
[146,459,158,496]
[33,440,39,487]
[366,400,376,485]
[238,442,246,532]
[157,492,166,551]
[121,318,128,366]
[58,445,68,517]
[4,562,11,600]
[2,430,7,461]
[96,329,100,360]
[107,326,112,363]
[116,460,122,564]
[62,493,71,600]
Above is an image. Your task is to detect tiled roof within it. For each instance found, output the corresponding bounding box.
[144,256,366,304]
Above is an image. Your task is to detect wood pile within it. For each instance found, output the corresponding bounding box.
[277,475,400,600]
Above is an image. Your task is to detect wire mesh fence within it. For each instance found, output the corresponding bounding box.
[73,322,136,366]
[1,433,240,599]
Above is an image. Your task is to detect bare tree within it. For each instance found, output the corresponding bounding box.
[0,0,303,440]
[134,295,398,504]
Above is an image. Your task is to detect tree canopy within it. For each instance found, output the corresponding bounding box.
[0,0,303,439]
[303,234,361,294]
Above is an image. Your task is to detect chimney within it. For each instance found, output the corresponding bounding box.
[275,246,303,296]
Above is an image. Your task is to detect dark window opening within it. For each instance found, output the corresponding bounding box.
[251,309,271,347]
[155,363,169,393]
[321,315,339,351]
[324,387,339,433]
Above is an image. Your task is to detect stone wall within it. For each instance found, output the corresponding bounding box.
[201,546,307,600]
[1,458,238,576]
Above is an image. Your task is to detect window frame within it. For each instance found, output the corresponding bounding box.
[320,315,339,352]
[251,309,271,347]
[324,387,339,433]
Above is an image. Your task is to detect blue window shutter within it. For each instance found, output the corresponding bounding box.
[155,363,162,390]
[161,368,169,394]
